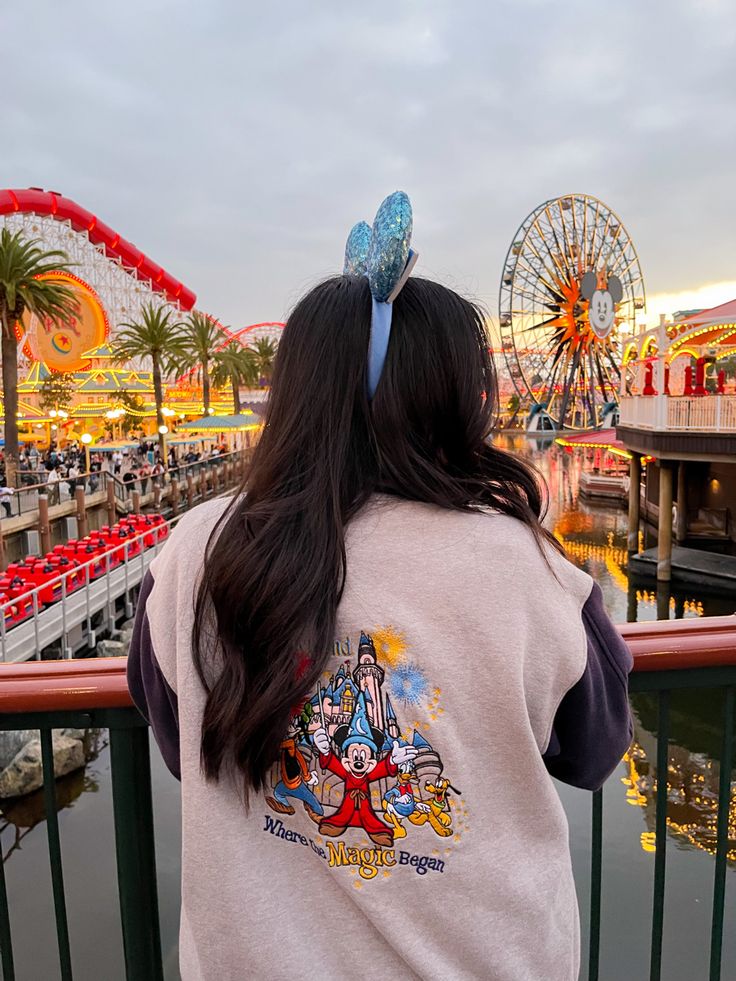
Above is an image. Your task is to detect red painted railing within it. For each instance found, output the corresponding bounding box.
[0,615,733,713]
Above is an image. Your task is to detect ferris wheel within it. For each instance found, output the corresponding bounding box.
[499,194,645,430]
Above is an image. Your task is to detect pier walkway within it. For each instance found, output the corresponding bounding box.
[629,545,736,594]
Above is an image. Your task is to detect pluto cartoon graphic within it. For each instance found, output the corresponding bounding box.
[581,269,623,340]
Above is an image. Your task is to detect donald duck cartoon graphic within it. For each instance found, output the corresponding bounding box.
[313,693,418,848]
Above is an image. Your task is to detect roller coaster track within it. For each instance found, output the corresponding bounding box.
[0,187,195,310]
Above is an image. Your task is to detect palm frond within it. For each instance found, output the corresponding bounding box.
[113,302,187,369]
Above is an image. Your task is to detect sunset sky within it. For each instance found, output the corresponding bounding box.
[5,1,735,328]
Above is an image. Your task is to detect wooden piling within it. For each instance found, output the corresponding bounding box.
[75,486,89,539]
[657,462,674,582]
[38,495,52,555]
[676,462,687,543]
[170,478,180,516]
[0,519,6,572]
[106,477,116,525]
[627,453,641,554]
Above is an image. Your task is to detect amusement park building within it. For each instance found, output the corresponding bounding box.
[617,300,736,586]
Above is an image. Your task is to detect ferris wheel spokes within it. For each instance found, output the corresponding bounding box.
[498,194,645,430]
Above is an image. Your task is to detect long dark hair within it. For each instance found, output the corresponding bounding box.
[192,275,559,796]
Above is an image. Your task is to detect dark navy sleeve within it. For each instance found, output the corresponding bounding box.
[127,571,181,781]
[543,582,633,791]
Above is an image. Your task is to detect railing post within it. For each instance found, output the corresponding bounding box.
[0,812,16,978]
[40,728,73,980]
[107,476,116,525]
[38,494,51,556]
[186,474,194,509]
[200,468,207,501]
[75,485,89,539]
[588,789,603,981]
[109,720,164,981]
[654,392,666,430]
[649,691,670,981]
[709,687,735,981]
[153,483,161,512]
[132,490,141,515]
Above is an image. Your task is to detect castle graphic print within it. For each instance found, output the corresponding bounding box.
[264,628,469,883]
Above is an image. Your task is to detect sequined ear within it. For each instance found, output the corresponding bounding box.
[343,221,372,276]
[366,191,413,303]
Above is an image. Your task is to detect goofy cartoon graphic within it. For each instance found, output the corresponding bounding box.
[266,704,324,824]
[313,693,418,848]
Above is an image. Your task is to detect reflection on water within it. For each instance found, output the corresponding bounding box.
[496,434,736,874]
[496,433,736,623]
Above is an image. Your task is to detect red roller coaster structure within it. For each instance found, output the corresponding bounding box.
[0,187,195,310]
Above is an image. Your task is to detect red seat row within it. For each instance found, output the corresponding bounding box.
[0,515,168,630]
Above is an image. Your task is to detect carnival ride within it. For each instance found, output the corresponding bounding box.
[499,194,646,431]
[0,514,168,630]
[0,188,195,328]
[0,187,201,438]
[0,188,279,441]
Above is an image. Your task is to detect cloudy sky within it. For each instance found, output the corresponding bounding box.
[5,0,735,328]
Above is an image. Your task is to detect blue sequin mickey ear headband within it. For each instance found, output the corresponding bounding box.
[343,191,418,399]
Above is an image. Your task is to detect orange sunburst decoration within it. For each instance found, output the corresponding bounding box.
[20,271,109,373]
[542,275,596,355]
[498,194,646,429]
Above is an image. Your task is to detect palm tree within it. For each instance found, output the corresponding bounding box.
[182,312,223,414]
[114,303,188,461]
[212,343,259,413]
[250,337,278,386]
[0,229,78,485]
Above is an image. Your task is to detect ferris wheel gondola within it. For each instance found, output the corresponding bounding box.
[499,194,645,431]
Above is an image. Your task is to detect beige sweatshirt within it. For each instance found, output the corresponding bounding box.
[130,493,633,981]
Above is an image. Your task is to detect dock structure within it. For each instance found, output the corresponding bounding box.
[618,303,736,587]
[629,545,736,594]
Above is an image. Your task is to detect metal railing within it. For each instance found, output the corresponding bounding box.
[0,660,160,981]
[619,394,736,433]
[589,615,736,981]
[0,616,733,979]
[0,449,250,523]
[2,473,103,520]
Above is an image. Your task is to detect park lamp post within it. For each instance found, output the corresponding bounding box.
[81,433,93,477]
[158,425,168,465]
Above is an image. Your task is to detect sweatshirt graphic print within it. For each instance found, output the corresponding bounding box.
[264,629,465,883]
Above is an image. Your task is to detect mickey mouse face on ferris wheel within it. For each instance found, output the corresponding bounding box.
[580,270,623,340]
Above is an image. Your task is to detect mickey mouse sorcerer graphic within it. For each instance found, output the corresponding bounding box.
[580,269,623,340]
[313,692,418,848]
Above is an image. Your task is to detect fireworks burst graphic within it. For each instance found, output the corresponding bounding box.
[390,662,429,707]
[371,625,408,668]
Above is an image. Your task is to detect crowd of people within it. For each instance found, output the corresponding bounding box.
[0,437,232,516]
